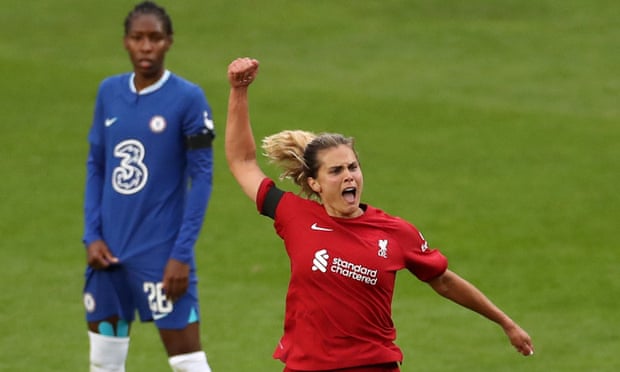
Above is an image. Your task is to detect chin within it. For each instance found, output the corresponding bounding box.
[342,205,362,218]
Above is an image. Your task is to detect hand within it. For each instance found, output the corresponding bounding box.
[162,258,190,302]
[86,240,119,269]
[503,321,535,356]
[228,57,259,88]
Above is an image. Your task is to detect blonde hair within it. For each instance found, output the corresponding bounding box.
[261,130,356,198]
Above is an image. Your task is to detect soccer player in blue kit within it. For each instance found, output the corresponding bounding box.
[82,2,214,371]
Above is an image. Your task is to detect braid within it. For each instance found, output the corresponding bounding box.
[124,1,173,36]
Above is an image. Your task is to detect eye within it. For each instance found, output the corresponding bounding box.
[149,34,166,42]
[329,166,343,175]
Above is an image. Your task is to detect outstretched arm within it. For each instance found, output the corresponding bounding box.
[225,57,267,203]
[428,269,534,356]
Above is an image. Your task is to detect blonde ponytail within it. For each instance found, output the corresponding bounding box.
[262,130,356,199]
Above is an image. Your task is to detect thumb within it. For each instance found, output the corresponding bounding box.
[103,250,119,264]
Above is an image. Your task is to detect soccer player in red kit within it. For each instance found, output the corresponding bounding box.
[225,57,534,372]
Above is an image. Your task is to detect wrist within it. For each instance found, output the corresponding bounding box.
[499,317,517,331]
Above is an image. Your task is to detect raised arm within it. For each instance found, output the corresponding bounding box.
[225,57,267,203]
[428,269,535,356]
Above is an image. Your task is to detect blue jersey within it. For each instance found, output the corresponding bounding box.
[83,71,214,269]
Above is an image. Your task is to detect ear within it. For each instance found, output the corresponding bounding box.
[308,177,321,193]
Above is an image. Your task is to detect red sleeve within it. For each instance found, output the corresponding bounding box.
[402,226,448,282]
[256,178,275,213]
[405,248,448,282]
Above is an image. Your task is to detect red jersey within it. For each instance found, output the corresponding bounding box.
[256,178,448,370]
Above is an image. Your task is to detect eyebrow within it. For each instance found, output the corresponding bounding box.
[327,161,358,171]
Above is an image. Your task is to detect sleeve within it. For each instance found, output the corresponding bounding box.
[169,86,215,264]
[256,178,284,219]
[82,87,105,247]
[401,224,448,282]
[184,85,215,142]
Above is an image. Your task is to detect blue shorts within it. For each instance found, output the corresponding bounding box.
[83,263,200,330]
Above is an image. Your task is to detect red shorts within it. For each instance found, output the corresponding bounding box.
[284,362,400,372]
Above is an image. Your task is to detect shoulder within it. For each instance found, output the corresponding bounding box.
[164,74,210,110]
[97,73,131,93]
[257,178,319,218]
[99,72,130,87]
[166,73,205,96]
[362,204,400,223]
[277,192,322,219]
[363,205,421,234]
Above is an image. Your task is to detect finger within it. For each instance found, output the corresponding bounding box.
[88,258,102,269]
[90,256,110,269]
[162,280,174,302]
[172,278,189,301]
[165,281,182,302]
[229,58,249,73]
[231,58,258,74]
[228,59,259,87]
[518,343,534,356]
[235,74,255,86]
[104,253,119,264]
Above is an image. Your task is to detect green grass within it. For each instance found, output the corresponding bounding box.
[1,0,618,370]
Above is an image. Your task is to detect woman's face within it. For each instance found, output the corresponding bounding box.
[309,144,364,218]
[123,13,172,79]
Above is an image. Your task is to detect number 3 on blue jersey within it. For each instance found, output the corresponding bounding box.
[112,139,148,195]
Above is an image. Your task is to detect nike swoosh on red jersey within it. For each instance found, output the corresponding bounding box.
[311,223,333,232]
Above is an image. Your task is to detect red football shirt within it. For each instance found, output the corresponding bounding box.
[256,178,448,370]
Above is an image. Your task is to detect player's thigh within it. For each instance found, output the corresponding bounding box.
[83,266,135,328]
[159,321,202,356]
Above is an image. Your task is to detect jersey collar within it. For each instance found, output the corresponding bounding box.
[129,70,171,95]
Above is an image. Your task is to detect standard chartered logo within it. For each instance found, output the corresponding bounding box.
[311,249,378,285]
[312,249,329,272]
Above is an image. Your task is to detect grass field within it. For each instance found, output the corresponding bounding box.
[1,0,618,370]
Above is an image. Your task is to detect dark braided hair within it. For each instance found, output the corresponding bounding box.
[124,1,173,36]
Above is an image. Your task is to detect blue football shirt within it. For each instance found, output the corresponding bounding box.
[83,70,214,268]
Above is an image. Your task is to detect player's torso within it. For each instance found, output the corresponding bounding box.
[97,77,190,259]
[283,206,404,292]
[274,196,406,366]
[277,197,407,321]
[100,83,188,194]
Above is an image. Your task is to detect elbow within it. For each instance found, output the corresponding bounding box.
[225,153,256,173]
[224,141,257,165]
[428,270,453,297]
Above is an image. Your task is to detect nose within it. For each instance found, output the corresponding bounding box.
[139,38,153,52]
[343,169,354,182]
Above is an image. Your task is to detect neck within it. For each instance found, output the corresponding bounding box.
[133,70,164,92]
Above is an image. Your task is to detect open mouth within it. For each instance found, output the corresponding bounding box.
[342,187,356,203]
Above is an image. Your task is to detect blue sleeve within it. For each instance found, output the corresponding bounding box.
[170,86,215,263]
[170,147,214,263]
[83,88,105,246]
